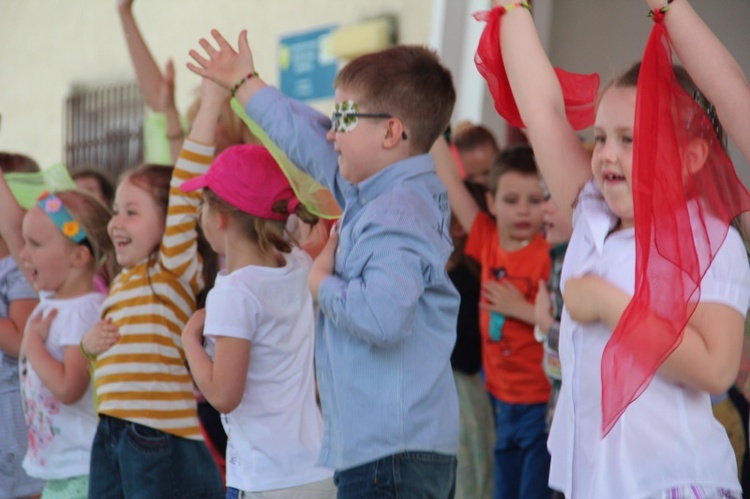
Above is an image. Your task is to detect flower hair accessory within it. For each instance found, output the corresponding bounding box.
[37,191,88,243]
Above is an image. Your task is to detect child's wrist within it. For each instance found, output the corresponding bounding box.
[79,339,97,361]
[230,71,260,98]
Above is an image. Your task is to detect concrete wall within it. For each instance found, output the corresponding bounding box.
[545,0,750,186]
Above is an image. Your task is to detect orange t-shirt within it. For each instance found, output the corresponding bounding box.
[465,212,551,404]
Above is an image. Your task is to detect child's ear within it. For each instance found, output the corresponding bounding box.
[217,212,230,230]
[70,243,94,269]
[485,191,497,217]
[682,138,710,176]
[382,118,407,149]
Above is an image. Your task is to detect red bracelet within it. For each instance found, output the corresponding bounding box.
[648,0,674,22]
[495,1,531,15]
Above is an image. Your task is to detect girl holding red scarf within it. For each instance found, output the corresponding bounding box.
[476,0,750,497]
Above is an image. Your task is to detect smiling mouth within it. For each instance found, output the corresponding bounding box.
[603,173,626,181]
[114,239,131,251]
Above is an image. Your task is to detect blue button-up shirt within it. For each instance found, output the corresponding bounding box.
[246,87,460,470]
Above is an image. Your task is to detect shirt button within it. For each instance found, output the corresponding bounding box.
[360,197,366,204]
[337,248,341,254]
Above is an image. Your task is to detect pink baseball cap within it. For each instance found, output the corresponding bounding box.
[180,144,299,221]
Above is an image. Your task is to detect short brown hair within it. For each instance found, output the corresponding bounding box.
[0,152,39,173]
[72,168,115,206]
[488,144,539,195]
[334,45,455,154]
[452,122,499,154]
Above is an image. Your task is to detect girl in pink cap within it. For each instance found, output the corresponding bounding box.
[181,143,335,497]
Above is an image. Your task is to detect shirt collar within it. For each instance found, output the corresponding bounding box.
[354,153,435,203]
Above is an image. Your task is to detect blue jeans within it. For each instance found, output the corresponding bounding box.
[333,451,456,498]
[490,397,551,499]
[88,415,225,499]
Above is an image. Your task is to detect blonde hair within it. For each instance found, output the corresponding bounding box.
[54,190,118,287]
[185,97,260,149]
[203,189,319,255]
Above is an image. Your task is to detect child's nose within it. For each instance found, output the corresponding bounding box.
[326,128,336,143]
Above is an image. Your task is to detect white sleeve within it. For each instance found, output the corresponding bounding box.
[58,295,105,346]
[699,227,750,316]
[203,284,259,342]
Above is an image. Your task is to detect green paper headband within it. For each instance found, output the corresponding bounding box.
[4,163,77,209]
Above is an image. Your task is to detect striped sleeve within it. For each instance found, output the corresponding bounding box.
[159,139,214,289]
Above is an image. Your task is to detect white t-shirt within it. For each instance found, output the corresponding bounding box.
[21,291,104,480]
[203,248,332,492]
[548,181,748,498]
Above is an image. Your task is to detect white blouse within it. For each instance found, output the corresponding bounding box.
[548,180,748,498]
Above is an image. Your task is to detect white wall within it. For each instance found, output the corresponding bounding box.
[2,0,749,187]
[0,0,431,167]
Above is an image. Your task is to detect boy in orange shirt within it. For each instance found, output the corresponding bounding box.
[434,139,551,499]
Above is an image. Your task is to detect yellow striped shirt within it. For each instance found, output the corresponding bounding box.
[94,140,212,440]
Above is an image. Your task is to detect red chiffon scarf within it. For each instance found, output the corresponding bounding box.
[474,6,750,436]
[474,7,599,130]
[602,19,750,435]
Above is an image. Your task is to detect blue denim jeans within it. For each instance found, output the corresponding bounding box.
[490,397,551,499]
[88,415,225,499]
[333,451,456,498]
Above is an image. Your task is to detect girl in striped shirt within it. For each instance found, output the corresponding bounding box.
[80,79,225,498]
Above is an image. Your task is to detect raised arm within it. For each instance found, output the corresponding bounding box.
[188,30,267,109]
[0,173,32,284]
[117,0,167,111]
[161,59,185,163]
[648,0,750,163]
[495,2,592,219]
[431,137,480,233]
[189,30,344,202]
[159,79,220,277]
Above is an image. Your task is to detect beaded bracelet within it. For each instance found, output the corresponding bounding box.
[230,71,260,97]
[79,339,97,361]
[648,0,674,21]
[496,1,532,14]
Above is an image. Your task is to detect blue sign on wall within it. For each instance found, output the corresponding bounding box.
[279,25,338,101]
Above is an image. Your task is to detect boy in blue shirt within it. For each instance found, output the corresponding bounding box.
[188,30,460,497]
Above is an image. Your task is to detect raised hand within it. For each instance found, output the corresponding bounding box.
[157,59,177,114]
[188,29,256,91]
[116,0,134,10]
